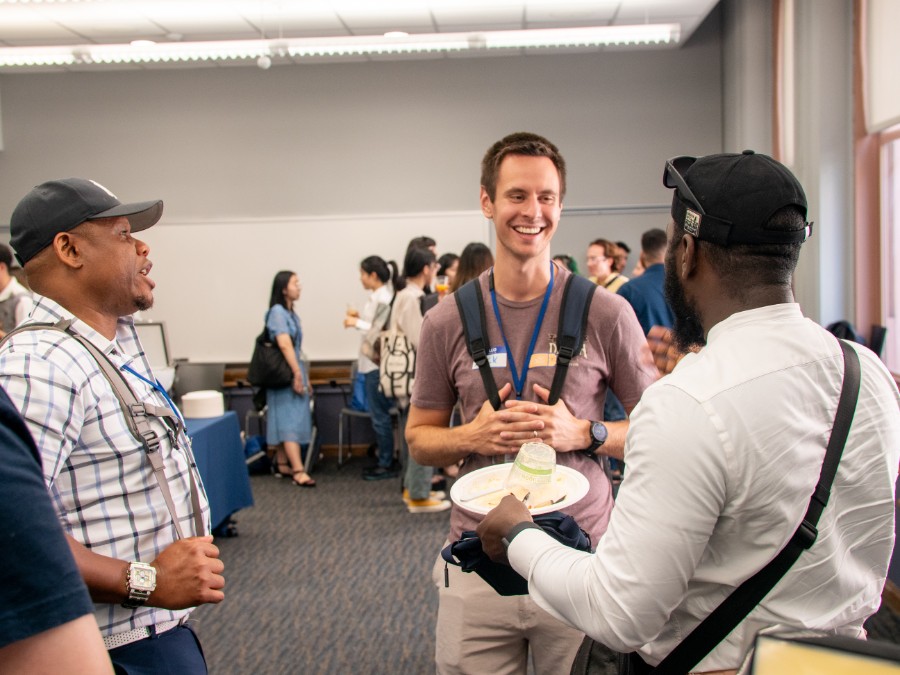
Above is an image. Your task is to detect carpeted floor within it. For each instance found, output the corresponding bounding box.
[190,456,900,674]
[191,457,450,674]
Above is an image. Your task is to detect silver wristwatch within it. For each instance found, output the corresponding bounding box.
[122,562,157,609]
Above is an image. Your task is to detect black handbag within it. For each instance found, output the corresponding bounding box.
[247,312,293,389]
[441,511,592,596]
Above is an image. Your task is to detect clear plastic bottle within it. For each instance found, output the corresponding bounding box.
[504,440,556,495]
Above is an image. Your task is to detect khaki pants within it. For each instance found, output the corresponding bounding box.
[432,552,585,675]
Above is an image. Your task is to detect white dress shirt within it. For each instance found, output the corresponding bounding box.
[508,304,900,671]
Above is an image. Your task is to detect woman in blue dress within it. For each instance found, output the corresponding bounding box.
[266,271,315,487]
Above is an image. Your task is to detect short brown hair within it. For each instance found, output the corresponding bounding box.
[480,132,566,202]
[588,238,617,259]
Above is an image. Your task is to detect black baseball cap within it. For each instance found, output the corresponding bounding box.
[663,150,812,246]
[10,178,163,265]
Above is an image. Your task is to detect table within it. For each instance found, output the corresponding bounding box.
[186,411,254,532]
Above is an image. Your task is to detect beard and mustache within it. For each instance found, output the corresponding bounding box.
[664,239,706,353]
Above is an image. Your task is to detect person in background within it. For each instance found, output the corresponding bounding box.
[0,242,34,337]
[0,385,113,674]
[477,151,900,673]
[407,235,437,255]
[617,228,674,335]
[391,245,450,513]
[344,255,404,481]
[266,271,316,487]
[449,241,494,293]
[613,241,631,275]
[407,132,657,674]
[0,178,223,673]
[437,252,460,287]
[586,238,629,293]
[552,253,580,275]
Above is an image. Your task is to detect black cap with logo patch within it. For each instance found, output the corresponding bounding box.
[663,150,812,246]
[10,178,163,265]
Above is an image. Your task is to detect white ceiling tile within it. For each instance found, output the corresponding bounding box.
[0,0,719,70]
[430,5,524,29]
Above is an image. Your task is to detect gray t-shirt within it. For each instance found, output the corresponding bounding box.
[413,263,659,542]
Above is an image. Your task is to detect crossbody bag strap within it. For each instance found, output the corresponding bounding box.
[652,339,862,674]
[1,319,204,539]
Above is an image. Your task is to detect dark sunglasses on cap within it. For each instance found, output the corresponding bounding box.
[663,156,705,214]
[662,154,813,246]
[663,155,725,239]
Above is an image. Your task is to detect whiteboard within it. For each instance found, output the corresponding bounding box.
[138,211,492,363]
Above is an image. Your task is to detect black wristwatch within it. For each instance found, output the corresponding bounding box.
[586,420,608,457]
[501,521,542,549]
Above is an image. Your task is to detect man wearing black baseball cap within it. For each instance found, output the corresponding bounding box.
[0,178,224,673]
[478,152,900,673]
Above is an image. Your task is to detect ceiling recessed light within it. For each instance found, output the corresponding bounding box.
[384,31,409,39]
[130,40,157,48]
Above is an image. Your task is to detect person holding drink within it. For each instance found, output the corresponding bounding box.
[344,255,404,481]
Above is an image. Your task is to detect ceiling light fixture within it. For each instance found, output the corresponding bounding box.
[0,23,681,70]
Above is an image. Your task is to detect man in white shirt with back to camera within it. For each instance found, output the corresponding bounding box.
[478,151,900,674]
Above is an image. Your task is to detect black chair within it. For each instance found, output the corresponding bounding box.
[333,362,397,467]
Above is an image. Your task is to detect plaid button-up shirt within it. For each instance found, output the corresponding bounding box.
[0,295,209,636]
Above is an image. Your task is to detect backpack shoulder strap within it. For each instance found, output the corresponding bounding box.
[548,274,595,405]
[455,279,502,411]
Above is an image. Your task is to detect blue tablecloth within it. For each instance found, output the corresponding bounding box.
[186,411,254,531]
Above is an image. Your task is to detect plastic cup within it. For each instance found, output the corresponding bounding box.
[504,441,556,490]
[435,275,450,297]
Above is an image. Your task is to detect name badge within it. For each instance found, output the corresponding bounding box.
[473,346,508,369]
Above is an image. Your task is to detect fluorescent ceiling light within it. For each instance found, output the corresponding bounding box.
[0,23,681,69]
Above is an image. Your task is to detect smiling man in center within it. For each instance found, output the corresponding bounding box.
[406,132,658,674]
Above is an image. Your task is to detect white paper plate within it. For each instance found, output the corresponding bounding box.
[450,463,590,516]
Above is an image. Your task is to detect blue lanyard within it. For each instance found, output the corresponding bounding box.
[122,364,184,424]
[489,262,555,400]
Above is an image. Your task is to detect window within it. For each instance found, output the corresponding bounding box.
[880,129,900,371]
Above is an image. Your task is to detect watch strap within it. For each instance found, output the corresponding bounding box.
[586,420,606,455]
[501,521,542,549]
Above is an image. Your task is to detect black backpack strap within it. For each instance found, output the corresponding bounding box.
[455,279,501,411]
[548,275,595,405]
[651,339,861,674]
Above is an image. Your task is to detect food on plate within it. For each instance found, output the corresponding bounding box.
[466,470,568,510]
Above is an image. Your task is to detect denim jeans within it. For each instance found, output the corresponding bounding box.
[397,405,433,501]
[364,369,395,468]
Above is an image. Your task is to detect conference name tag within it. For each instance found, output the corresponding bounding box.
[472,346,508,369]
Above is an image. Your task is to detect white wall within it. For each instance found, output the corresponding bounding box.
[789,0,855,327]
[0,11,724,362]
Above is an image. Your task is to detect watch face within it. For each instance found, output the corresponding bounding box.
[591,421,608,445]
[131,565,156,591]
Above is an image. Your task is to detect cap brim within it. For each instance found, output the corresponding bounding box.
[91,199,163,232]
